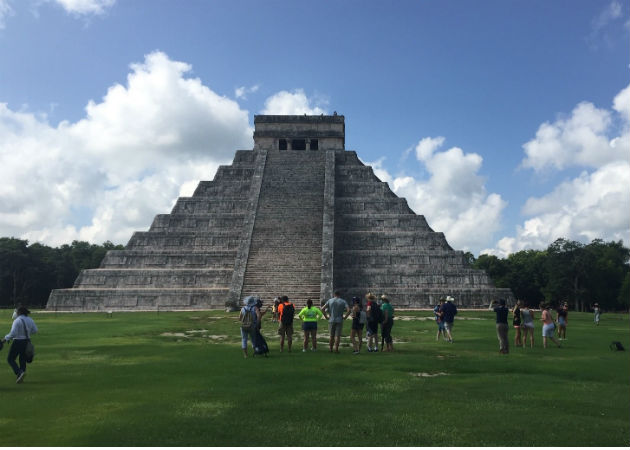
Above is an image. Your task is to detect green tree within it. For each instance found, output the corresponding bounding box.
[505,249,547,307]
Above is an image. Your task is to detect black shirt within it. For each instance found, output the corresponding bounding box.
[493,306,509,324]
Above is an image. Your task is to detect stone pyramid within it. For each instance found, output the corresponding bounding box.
[47,115,513,311]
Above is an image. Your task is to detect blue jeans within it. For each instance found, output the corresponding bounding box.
[8,339,28,375]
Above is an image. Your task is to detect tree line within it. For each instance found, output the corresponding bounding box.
[0,238,124,308]
[469,238,629,312]
[1,236,628,311]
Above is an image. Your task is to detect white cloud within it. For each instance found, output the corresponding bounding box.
[521,101,621,171]
[368,139,507,253]
[261,89,327,115]
[484,83,630,257]
[0,51,253,246]
[0,0,13,29]
[52,0,115,15]
[234,84,259,100]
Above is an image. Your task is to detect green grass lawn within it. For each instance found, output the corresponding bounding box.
[0,308,628,446]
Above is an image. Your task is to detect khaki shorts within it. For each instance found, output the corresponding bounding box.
[328,321,343,338]
[278,323,294,338]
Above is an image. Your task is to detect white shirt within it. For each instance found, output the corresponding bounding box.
[5,316,38,341]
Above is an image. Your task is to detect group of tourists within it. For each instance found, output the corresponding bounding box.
[239,291,395,357]
[486,299,586,354]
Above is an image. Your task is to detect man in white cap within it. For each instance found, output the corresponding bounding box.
[440,296,458,343]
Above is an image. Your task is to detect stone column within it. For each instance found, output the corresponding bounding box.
[320,149,335,305]
[226,148,268,310]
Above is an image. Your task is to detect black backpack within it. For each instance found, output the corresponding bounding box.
[369,303,383,323]
[281,303,295,325]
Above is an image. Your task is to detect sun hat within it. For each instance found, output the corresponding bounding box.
[366,293,376,300]
[380,294,389,301]
[446,296,455,302]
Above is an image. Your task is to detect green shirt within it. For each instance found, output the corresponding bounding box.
[381,302,394,321]
[299,306,323,322]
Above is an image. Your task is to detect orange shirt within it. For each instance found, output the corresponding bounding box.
[277,302,293,322]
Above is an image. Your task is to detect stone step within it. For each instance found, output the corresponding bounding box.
[47,288,229,311]
[75,268,233,288]
[150,213,246,231]
[127,232,242,251]
[171,198,250,214]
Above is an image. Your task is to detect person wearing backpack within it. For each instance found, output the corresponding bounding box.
[239,296,261,358]
[365,293,382,352]
[1,306,38,383]
[277,296,295,353]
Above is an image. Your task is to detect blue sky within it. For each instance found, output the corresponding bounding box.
[0,0,628,256]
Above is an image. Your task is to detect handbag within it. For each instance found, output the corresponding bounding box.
[20,318,35,363]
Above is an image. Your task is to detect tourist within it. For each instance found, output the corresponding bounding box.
[440,296,458,343]
[365,293,381,352]
[434,299,447,341]
[512,300,522,347]
[380,295,394,352]
[557,302,568,340]
[1,306,38,383]
[277,296,295,352]
[239,296,261,358]
[540,303,561,348]
[272,297,281,323]
[520,304,535,348]
[350,297,366,354]
[298,299,323,352]
[490,299,509,354]
[256,298,270,330]
[322,290,351,353]
[592,302,600,325]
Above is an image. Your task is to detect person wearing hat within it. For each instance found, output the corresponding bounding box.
[440,296,457,343]
[380,295,395,352]
[239,296,262,358]
[1,306,38,383]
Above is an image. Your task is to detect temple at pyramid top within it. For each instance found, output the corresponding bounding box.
[253,114,345,151]
[47,114,513,311]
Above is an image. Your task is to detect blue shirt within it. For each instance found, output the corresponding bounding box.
[5,316,38,341]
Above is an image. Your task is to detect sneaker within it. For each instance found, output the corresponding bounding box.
[353,351,360,355]
[302,349,307,352]
[16,371,25,384]
[311,348,317,352]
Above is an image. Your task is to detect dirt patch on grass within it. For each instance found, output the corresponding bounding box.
[410,372,450,377]
[161,331,228,341]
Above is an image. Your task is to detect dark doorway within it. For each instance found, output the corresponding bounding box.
[310,139,319,150]
[279,139,287,150]
[292,139,306,150]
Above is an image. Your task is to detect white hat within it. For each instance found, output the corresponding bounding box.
[446,295,455,302]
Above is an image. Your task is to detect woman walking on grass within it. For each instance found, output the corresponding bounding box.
[298,299,323,352]
[520,304,535,348]
[540,303,561,349]
[1,306,38,383]
[512,300,522,347]
[380,295,394,352]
